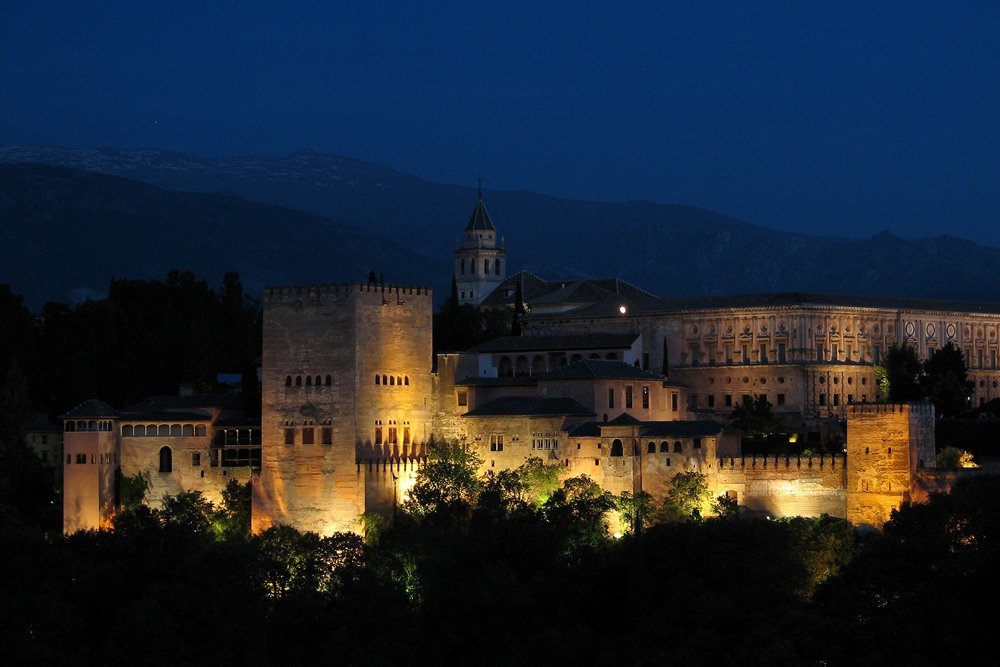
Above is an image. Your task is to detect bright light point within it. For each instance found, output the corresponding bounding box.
[612,531,623,539]
[618,305,627,314]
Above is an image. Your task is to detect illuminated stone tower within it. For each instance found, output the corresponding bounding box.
[454,183,506,305]
[61,400,119,534]
[252,282,433,536]
[845,402,935,528]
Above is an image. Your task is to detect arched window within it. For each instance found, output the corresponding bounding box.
[295,376,302,386]
[375,375,381,385]
[531,355,545,375]
[515,355,529,376]
[605,352,618,361]
[134,425,145,437]
[170,424,181,436]
[382,374,388,385]
[285,375,292,387]
[498,356,513,377]
[397,376,402,386]
[159,446,172,473]
[315,375,321,386]
[588,353,599,360]
[306,375,313,386]
[610,439,624,457]
[326,375,332,385]
[404,376,409,386]
[673,441,682,453]
[122,424,134,436]
[87,420,96,431]
[390,376,395,386]
[159,424,170,436]
[660,441,669,452]
[647,441,656,454]
[195,425,206,437]
[182,424,194,436]
[484,259,490,274]
[65,421,75,432]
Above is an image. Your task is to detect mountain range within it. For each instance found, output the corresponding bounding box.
[2,145,1000,309]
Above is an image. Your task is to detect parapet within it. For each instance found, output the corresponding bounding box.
[717,453,846,470]
[263,282,432,305]
[847,402,934,416]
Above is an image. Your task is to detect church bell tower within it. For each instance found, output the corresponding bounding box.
[454,181,506,305]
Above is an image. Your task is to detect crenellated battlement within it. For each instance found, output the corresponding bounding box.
[263,282,432,304]
[717,453,846,470]
[847,402,934,416]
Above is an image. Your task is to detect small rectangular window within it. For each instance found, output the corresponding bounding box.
[742,344,750,364]
[833,394,840,406]
[457,391,468,407]
[625,385,633,409]
[642,352,649,370]
[724,394,733,407]
[76,453,86,464]
[671,393,678,411]
[302,427,315,445]
[819,393,826,406]
[707,395,715,408]
[641,386,649,409]
[817,343,825,361]
[192,452,201,466]
[387,427,398,444]
[375,427,383,445]
[608,388,615,409]
[777,393,786,406]
[403,427,411,445]
[777,343,786,363]
[321,427,332,444]
[284,428,295,445]
[689,393,698,409]
[759,343,768,364]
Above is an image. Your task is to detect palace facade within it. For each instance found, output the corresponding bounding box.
[63,194,997,535]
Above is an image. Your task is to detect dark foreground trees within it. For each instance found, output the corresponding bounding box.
[2,471,997,664]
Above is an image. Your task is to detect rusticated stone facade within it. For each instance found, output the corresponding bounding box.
[253,283,433,536]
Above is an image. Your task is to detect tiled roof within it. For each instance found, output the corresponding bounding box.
[466,332,639,354]
[119,411,213,422]
[605,412,644,426]
[479,271,660,309]
[551,291,1000,318]
[538,359,663,381]
[567,422,602,437]
[464,396,594,417]
[639,421,725,437]
[455,376,538,387]
[124,393,242,412]
[60,399,120,419]
[465,199,496,232]
[567,419,725,438]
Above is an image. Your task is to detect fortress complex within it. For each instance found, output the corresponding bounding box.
[63,194,999,535]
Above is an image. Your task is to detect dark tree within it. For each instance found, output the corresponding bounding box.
[876,343,923,402]
[922,342,973,416]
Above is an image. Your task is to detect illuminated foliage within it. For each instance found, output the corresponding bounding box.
[616,490,654,534]
[660,471,710,522]
[401,440,483,522]
[935,446,978,469]
[711,492,739,520]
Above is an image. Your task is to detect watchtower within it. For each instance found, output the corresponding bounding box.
[846,402,935,528]
[253,282,433,536]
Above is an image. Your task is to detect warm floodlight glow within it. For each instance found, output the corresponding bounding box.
[618,305,627,315]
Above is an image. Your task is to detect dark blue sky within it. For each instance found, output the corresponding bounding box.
[2,2,998,245]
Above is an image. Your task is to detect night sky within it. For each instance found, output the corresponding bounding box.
[2,2,998,245]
